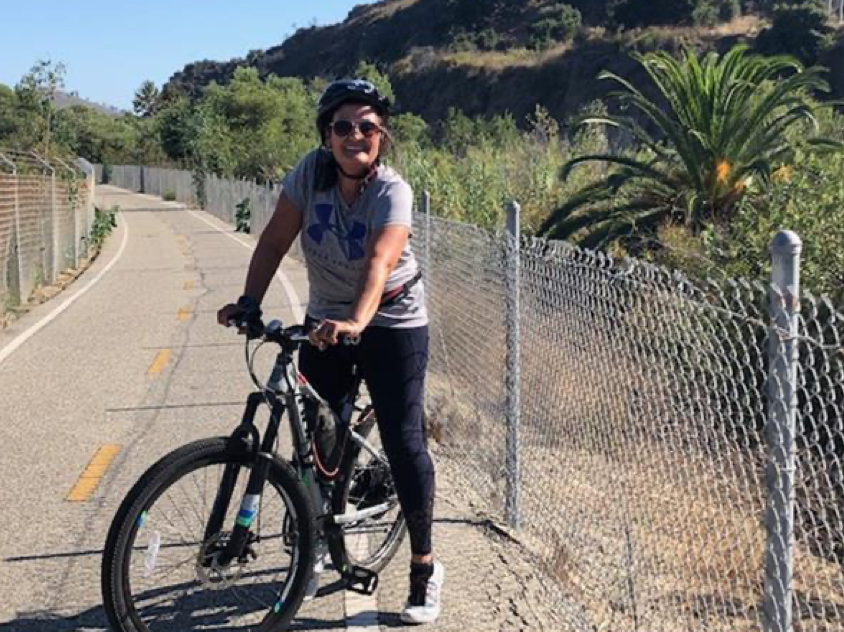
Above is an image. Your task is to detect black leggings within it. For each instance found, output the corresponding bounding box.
[299,324,435,557]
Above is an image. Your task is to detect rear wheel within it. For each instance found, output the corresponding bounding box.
[329,409,406,573]
[102,438,315,632]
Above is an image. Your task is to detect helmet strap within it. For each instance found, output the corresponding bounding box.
[337,160,379,184]
[336,163,369,181]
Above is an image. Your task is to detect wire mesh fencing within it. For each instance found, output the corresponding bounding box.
[0,150,95,323]
[103,165,196,205]
[100,166,291,256]
[93,167,842,630]
[414,204,844,632]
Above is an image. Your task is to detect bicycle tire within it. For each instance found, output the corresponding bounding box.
[329,410,406,573]
[102,437,315,632]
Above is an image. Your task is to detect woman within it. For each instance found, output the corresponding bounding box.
[217,78,442,625]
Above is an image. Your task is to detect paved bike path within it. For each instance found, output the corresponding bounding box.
[0,186,565,632]
[0,186,334,630]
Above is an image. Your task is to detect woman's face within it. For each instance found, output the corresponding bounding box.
[327,103,383,177]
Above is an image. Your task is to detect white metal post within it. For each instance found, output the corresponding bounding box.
[505,200,521,529]
[763,230,802,632]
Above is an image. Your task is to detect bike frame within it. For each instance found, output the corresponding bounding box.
[204,325,388,594]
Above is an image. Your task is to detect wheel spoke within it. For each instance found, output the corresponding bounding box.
[105,443,309,632]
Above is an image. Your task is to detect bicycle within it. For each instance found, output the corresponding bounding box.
[102,317,407,632]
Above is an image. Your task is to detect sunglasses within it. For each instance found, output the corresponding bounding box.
[330,119,382,138]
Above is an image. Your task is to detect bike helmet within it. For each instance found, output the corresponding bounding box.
[317,78,391,118]
[316,78,391,140]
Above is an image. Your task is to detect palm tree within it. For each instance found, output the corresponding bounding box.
[133,80,161,118]
[539,45,839,248]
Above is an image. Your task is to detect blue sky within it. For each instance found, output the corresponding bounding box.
[0,1,376,111]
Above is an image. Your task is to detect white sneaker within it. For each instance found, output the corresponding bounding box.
[400,561,444,625]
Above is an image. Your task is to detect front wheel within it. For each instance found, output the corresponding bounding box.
[102,438,315,632]
[329,409,406,573]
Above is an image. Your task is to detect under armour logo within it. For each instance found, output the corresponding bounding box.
[307,203,367,261]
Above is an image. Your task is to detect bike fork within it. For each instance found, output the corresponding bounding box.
[204,393,284,565]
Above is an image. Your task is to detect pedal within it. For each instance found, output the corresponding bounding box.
[344,565,379,595]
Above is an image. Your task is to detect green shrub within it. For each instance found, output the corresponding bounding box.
[394,105,603,234]
[235,198,251,234]
[449,29,478,52]
[87,205,118,252]
[756,3,834,65]
[692,1,720,25]
[162,189,177,201]
[475,27,503,51]
[718,0,741,20]
[391,113,429,147]
[530,4,583,45]
[726,147,844,301]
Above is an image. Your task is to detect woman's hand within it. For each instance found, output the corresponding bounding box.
[217,303,242,327]
[308,319,364,350]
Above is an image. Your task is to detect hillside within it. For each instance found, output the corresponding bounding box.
[54,90,125,117]
[163,0,844,125]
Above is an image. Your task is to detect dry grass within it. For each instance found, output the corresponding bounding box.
[440,43,571,71]
[366,0,420,22]
[619,14,766,43]
[424,275,844,631]
[403,16,769,76]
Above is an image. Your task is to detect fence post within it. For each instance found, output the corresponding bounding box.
[0,152,22,305]
[54,157,79,264]
[421,191,431,285]
[763,230,801,632]
[32,153,57,282]
[419,191,432,419]
[505,201,521,529]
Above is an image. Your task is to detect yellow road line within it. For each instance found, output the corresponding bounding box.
[148,349,171,375]
[66,444,121,502]
[177,307,191,321]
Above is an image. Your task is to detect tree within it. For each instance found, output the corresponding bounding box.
[353,61,395,105]
[156,96,195,163]
[757,2,834,65]
[538,46,840,249]
[15,59,66,156]
[133,80,161,118]
[0,84,21,145]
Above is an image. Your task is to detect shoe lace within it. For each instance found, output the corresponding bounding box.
[409,570,439,606]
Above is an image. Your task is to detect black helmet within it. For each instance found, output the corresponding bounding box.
[317,79,391,120]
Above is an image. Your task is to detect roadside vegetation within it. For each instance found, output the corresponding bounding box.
[1,0,842,300]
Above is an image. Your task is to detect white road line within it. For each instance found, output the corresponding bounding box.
[139,193,371,626]
[0,215,129,366]
[184,207,305,324]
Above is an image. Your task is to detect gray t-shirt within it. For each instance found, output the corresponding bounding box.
[281,149,427,328]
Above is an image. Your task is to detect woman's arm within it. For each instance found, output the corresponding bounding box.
[217,191,302,325]
[242,191,303,304]
[311,224,408,346]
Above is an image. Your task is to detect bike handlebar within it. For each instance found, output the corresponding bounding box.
[227,316,360,347]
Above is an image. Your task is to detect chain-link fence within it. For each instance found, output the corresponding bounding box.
[0,150,95,322]
[100,166,285,252]
[414,203,843,632]
[96,167,843,631]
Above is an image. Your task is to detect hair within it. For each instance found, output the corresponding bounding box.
[314,99,395,192]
